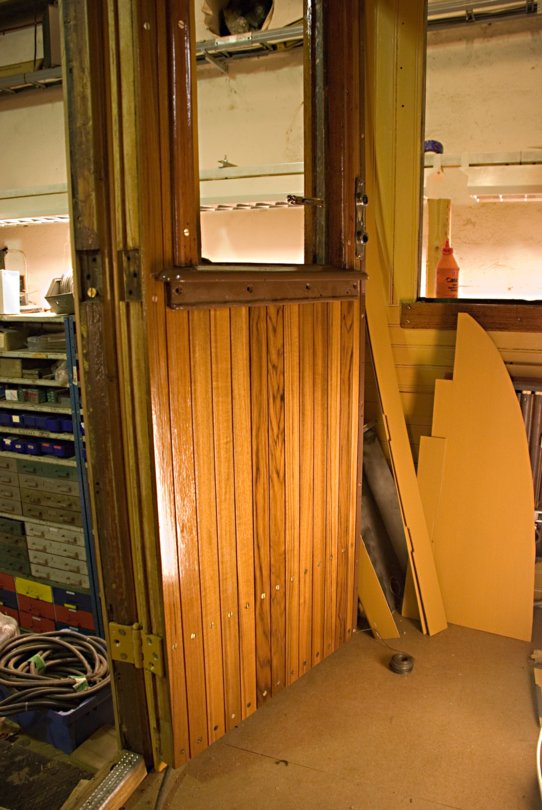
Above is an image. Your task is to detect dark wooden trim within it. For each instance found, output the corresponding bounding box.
[401,301,542,332]
[159,267,365,309]
[62,0,154,763]
[304,0,326,263]
[168,0,201,266]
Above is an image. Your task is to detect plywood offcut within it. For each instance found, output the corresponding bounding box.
[366,262,447,636]
[358,540,400,640]
[418,314,535,641]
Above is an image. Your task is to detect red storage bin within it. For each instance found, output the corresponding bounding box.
[19,611,55,633]
[17,594,55,621]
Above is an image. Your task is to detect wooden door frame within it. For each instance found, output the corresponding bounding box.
[62,0,366,768]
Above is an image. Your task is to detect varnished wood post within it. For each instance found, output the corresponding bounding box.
[61,0,154,763]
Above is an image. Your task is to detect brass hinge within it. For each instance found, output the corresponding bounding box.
[120,249,142,302]
[109,622,164,676]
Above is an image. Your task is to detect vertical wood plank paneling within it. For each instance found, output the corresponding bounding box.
[210,310,242,732]
[230,308,257,719]
[250,307,272,704]
[299,306,314,675]
[336,302,356,646]
[168,309,208,757]
[189,309,225,742]
[325,302,342,657]
[311,303,327,665]
[284,305,301,686]
[267,306,287,696]
[346,300,361,637]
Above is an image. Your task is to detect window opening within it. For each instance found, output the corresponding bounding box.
[420,7,542,301]
[195,0,306,264]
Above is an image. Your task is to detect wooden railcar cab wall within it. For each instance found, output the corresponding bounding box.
[62,0,366,768]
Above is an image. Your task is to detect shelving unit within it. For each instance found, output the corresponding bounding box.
[0,313,102,637]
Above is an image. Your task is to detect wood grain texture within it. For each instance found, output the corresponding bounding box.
[62,0,154,764]
[324,303,341,657]
[210,309,242,731]
[230,308,257,718]
[312,303,327,665]
[137,0,191,765]
[299,305,315,675]
[250,307,272,704]
[189,310,226,741]
[401,302,542,332]
[267,306,287,696]
[284,305,301,685]
[336,302,356,645]
[168,309,208,756]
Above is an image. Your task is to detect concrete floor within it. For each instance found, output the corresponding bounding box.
[125,615,542,810]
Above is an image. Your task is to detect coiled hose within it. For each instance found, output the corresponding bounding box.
[0,629,110,715]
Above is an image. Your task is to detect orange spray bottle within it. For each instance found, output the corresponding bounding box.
[436,239,460,298]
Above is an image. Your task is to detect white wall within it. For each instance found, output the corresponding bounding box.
[0,87,66,192]
[424,16,542,298]
[1,222,71,308]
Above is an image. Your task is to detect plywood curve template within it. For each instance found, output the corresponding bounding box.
[418,313,534,641]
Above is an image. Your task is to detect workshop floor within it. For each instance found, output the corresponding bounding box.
[125,615,542,810]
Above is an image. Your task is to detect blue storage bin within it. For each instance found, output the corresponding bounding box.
[0,588,18,610]
[1,436,18,451]
[60,418,73,433]
[13,439,28,454]
[25,440,42,456]
[0,685,113,753]
[21,413,38,428]
[0,412,11,425]
[53,587,92,613]
[51,441,75,459]
[44,416,62,432]
[35,416,50,430]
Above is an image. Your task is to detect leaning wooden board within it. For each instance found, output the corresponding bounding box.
[418,314,534,641]
[365,261,447,636]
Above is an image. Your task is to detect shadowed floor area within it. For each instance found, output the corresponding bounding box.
[126,615,541,810]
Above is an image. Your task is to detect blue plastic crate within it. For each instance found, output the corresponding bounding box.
[0,685,113,753]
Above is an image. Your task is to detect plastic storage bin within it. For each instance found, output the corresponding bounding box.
[0,684,113,753]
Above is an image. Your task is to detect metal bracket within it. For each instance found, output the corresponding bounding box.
[157,265,364,309]
[355,177,369,259]
[109,622,164,676]
[535,509,542,526]
[287,194,324,207]
[120,249,142,302]
[76,249,103,301]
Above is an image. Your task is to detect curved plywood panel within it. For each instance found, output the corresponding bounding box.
[418,314,534,640]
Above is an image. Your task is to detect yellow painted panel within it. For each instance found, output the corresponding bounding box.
[431,380,454,439]
[419,314,535,641]
[417,437,447,543]
[389,325,457,347]
[392,344,455,368]
[400,391,435,425]
[358,540,400,640]
[366,266,447,635]
[395,365,454,393]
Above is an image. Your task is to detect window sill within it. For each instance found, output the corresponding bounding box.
[400,299,542,332]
